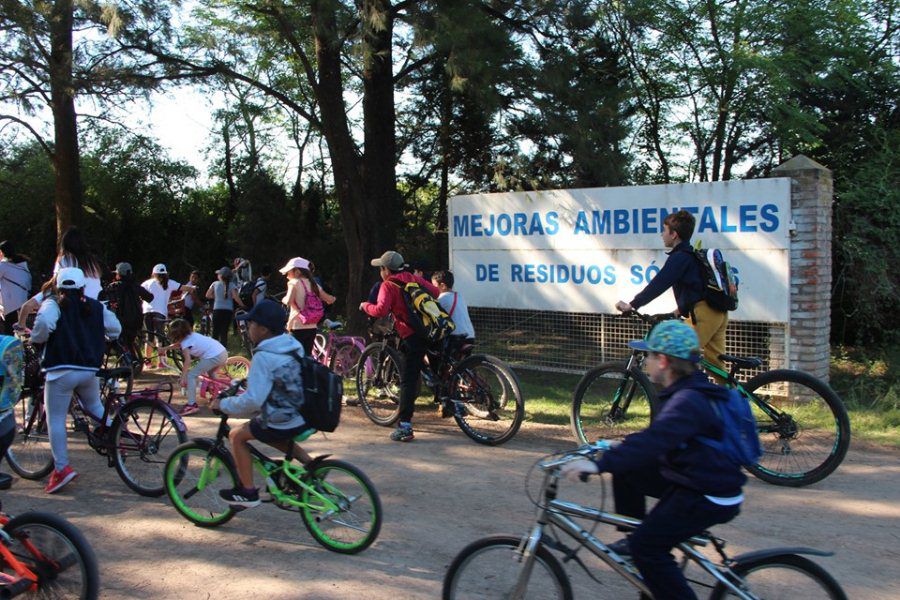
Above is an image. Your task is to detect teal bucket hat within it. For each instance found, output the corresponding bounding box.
[628,320,701,362]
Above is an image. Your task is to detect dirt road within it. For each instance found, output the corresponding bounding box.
[4,397,898,599]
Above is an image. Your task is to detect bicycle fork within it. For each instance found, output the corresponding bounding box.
[510,523,546,600]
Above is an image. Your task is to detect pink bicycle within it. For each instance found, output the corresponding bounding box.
[312,320,367,381]
[197,355,252,402]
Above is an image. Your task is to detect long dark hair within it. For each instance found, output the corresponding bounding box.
[155,273,171,290]
[54,286,91,317]
[0,240,29,264]
[58,227,102,278]
[297,268,320,296]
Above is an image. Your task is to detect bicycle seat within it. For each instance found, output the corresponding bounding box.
[96,367,133,380]
[323,319,343,331]
[718,354,763,370]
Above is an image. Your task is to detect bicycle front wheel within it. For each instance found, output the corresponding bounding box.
[329,341,363,382]
[743,369,851,487]
[300,459,382,554]
[570,362,657,445]
[6,389,54,480]
[113,399,188,497]
[2,511,100,600]
[222,355,251,380]
[443,535,572,600]
[356,343,402,426]
[164,442,238,527]
[708,553,847,599]
[451,355,525,445]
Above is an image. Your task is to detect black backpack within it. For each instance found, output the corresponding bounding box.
[290,352,343,432]
[107,281,143,331]
[238,280,263,307]
[693,245,739,312]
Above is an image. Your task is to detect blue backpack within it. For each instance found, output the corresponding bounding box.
[0,335,24,413]
[697,389,763,467]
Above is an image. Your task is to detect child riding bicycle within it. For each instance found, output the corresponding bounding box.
[560,320,745,600]
[209,299,313,508]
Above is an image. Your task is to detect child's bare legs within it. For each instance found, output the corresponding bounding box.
[269,440,312,465]
[229,422,256,489]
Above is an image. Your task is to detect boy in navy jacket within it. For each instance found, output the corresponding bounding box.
[561,320,744,600]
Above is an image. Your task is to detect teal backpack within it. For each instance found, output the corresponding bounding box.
[0,335,24,413]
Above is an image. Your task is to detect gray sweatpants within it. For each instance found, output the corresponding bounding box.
[186,352,228,406]
[45,370,105,470]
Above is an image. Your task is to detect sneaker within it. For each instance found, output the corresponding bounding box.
[607,537,632,558]
[179,403,200,416]
[45,466,78,494]
[439,401,454,418]
[0,473,12,491]
[390,425,414,442]
[219,486,261,509]
[343,395,359,407]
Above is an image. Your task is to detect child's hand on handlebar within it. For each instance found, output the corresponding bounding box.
[615,301,632,313]
[559,458,600,481]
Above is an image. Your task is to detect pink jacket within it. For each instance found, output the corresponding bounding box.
[362,272,440,339]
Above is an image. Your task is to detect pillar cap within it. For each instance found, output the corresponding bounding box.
[773,155,830,173]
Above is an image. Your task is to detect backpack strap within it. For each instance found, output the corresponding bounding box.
[449,292,459,318]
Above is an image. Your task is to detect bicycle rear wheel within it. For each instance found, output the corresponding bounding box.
[6,389,54,480]
[300,459,382,554]
[356,343,402,426]
[222,355,251,380]
[443,536,572,600]
[708,553,847,599]
[113,399,188,497]
[743,370,851,487]
[451,355,525,445]
[164,441,238,527]
[570,362,657,445]
[2,511,100,600]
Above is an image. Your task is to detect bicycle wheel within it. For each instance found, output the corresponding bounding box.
[2,511,100,599]
[329,341,362,381]
[143,331,183,372]
[312,333,328,364]
[570,362,657,445]
[356,343,402,426]
[708,553,847,599]
[742,370,851,487]
[164,441,238,527]
[299,459,382,554]
[112,399,188,497]
[443,535,572,600]
[6,389,54,480]
[222,355,251,380]
[451,355,525,445]
[102,346,135,395]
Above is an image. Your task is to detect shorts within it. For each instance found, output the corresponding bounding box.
[249,418,309,445]
[143,312,166,337]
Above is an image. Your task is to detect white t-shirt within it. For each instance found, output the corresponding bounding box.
[141,278,181,315]
[438,291,475,339]
[0,260,32,315]
[179,332,226,360]
[54,257,102,300]
[253,278,267,305]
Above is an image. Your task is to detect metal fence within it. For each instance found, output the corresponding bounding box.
[470,307,787,381]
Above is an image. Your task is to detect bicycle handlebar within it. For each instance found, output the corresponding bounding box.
[539,441,613,472]
[622,309,678,325]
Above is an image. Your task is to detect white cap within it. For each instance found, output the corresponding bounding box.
[279,257,310,274]
[57,267,86,289]
[152,263,168,274]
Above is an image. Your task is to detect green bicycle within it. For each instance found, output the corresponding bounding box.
[570,311,851,487]
[164,403,382,554]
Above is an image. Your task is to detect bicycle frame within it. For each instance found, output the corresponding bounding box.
[0,515,39,594]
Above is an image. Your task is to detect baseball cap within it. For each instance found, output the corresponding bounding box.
[279,257,310,274]
[235,299,286,334]
[370,251,404,271]
[628,320,701,362]
[115,262,132,276]
[57,267,86,289]
[152,263,168,275]
[216,266,232,277]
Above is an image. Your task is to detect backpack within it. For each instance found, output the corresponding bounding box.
[108,281,143,331]
[697,389,763,467]
[693,245,739,312]
[388,277,455,343]
[239,279,263,308]
[0,335,24,413]
[296,279,325,325]
[290,352,342,432]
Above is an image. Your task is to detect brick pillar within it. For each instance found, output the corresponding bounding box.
[771,155,833,381]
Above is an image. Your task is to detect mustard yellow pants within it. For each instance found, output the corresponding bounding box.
[687,300,728,378]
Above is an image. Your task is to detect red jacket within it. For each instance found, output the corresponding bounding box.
[362,272,440,339]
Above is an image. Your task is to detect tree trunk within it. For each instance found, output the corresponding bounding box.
[223,122,238,222]
[48,0,82,237]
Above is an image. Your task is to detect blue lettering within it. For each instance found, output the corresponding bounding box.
[524,264,536,283]
[497,214,512,235]
[476,264,488,281]
[604,266,616,285]
[574,211,589,235]
[488,264,499,282]
[510,264,523,282]
[592,210,611,234]
[471,214,483,237]
[720,206,737,233]
[632,209,640,233]
[528,213,545,235]
[483,214,495,236]
[513,213,527,235]
[739,205,757,232]
[453,215,469,237]
[587,265,602,284]
[614,209,629,234]
[571,265,585,284]
[646,261,660,282]
[557,265,570,283]
[630,265,643,285]
[760,204,779,232]
[536,264,548,283]
[545,211,559,235]
[682,206,699,216]
[699,206,718,233]
[642,208,657,233]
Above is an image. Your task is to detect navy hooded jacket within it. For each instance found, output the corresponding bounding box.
[630,241,705,316]
[593,370,746,497]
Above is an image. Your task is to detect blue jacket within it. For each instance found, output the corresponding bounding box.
[593,371,746,497]
[630,241,705,315]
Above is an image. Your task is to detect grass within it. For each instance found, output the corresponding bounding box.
[512,346,900,448]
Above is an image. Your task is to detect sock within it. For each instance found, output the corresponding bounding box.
[400,421,412,429]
